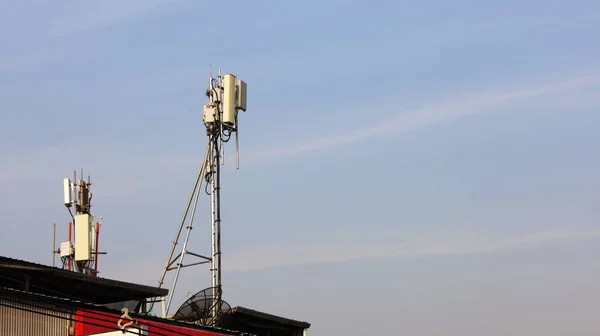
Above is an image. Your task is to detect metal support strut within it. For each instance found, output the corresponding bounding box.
[151,146,211,315]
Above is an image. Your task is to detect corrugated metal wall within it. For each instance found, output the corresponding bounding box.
[0,296,70,336]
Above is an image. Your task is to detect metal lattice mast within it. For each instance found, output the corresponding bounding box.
[151,69,247,322]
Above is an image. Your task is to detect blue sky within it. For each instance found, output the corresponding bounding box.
[1,0,600,335]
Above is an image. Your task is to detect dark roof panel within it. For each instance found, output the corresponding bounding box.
[226,306,311,329]
[0,255,167,303]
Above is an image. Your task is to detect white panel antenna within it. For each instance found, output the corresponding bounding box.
[63,178,72,207]
[222,73,237,125]
[74,214,93,261]
[235,79,247,112]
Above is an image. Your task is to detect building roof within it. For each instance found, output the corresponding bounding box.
[218,306,311,334]
[1,256,312,335]
[0,256,167,304]
[0,286,250,336]
[168,292,310,332]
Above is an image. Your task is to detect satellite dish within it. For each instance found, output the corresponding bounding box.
[172,287,231,326]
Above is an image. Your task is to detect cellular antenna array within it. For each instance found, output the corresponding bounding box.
[53,169,105,276]
[152,69,248,323]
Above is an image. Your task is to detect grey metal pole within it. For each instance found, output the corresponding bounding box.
[52,223,56,267]
[210,137,217,317]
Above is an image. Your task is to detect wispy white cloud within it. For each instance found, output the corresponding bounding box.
[1,71,599,190]
[244,72,600,163]
[225,228,600,271]
[104,228,600,284]
[86,70,600,173]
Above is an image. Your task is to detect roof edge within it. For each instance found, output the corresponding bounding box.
[231,306,311,329]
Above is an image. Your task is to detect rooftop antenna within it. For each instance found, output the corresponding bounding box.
[52,223,57,267]
[53,170,106,276]
[151,68,248,323]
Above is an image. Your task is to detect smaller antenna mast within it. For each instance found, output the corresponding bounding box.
[56,170,106,275]
[52,223,57,267]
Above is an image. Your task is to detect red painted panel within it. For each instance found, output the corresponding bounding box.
[74,309,228,336]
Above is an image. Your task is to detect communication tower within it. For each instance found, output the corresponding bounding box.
[52,169,104,276]
[152,69,248,323]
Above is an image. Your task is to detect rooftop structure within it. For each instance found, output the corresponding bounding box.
[0,256,166,305]
[0,285,246,336]
[1,256,310,336]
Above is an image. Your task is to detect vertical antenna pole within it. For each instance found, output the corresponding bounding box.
[210,132,223,319]
[94,222,100,276]
[73,170,77,206]
[210,137,217,298]
[52,223,56,267]
[67,222,72,271]
[235,114,240,170]
[216,135,223,308]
